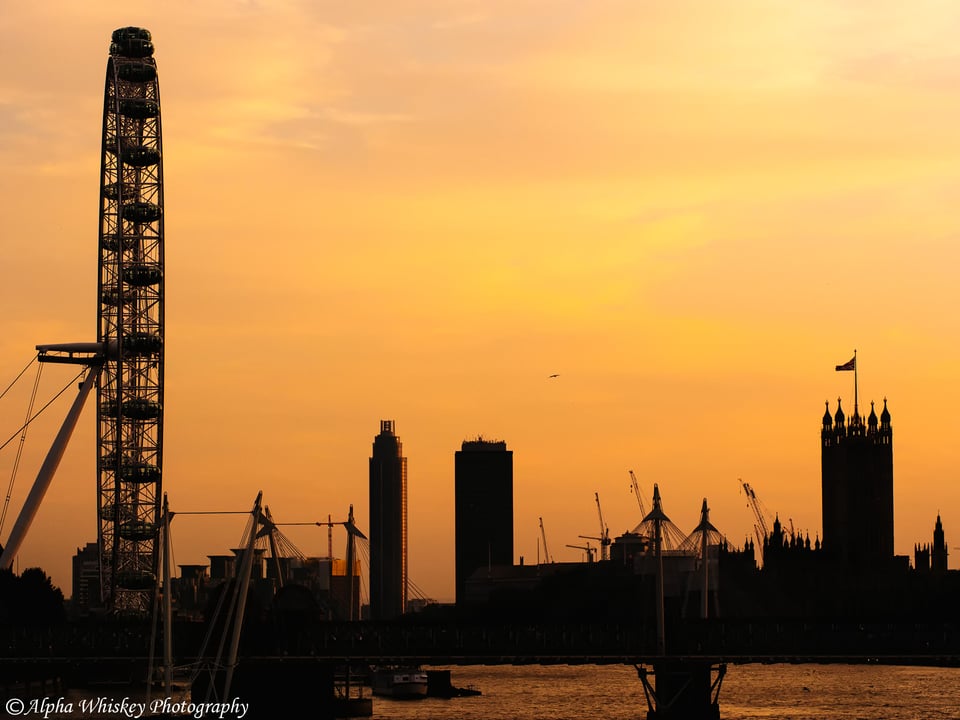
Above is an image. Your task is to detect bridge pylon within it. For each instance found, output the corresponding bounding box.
[636,660,726,720]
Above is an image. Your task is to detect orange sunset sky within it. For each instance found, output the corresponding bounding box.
[2,1,960,602]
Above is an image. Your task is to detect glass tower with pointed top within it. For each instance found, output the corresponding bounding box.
[369,420,407,620]
[820,398,894,571]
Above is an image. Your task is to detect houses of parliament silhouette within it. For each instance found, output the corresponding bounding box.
[448,390,957,623]
[707,394,954,621]
[820,397,895,572]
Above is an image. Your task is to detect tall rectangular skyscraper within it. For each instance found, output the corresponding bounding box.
[369,420,407,620]
[455,438,513,605]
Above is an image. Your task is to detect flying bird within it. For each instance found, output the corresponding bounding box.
[548,374,559,379]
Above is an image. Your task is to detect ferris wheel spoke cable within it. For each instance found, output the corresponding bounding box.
[0,366,89,539]
[0,362,44,535]
[0,367,88,456]
[0,354,39,403]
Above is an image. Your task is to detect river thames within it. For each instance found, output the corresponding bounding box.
[22,662,960,718]
[373,664,960,720]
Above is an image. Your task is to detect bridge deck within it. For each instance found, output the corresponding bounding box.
[3,654,959,667]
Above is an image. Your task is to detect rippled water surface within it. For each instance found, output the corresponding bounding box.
[373,664,960,720]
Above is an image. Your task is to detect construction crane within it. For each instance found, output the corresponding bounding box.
[539,516,553,564]
[578,492,611,561]
[314,514,338,559]
[629,470,648,519]
[740,478,774,557]
[566,542,596,563]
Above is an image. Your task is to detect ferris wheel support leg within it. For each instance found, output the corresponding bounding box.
[0,365,102,570]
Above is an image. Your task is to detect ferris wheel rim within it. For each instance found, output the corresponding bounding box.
[95,28,165,613]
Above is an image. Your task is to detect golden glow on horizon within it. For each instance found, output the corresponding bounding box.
[2,1,960,600]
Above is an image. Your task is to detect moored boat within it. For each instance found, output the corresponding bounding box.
[371,667,428,699]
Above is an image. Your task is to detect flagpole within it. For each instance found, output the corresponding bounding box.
[853,349,858,416]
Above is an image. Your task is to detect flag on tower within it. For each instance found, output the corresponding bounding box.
[835,356,856,372]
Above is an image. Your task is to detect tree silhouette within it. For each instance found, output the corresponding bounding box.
[0,567,65,625]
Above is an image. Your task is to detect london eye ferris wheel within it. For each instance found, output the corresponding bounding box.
[96,27,165,612]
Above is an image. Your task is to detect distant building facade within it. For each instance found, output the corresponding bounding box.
[369,420,407,619]
[821,398,894,571]
[71,542,105,616]
[455,438,513,604]
[174,564,209,620]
